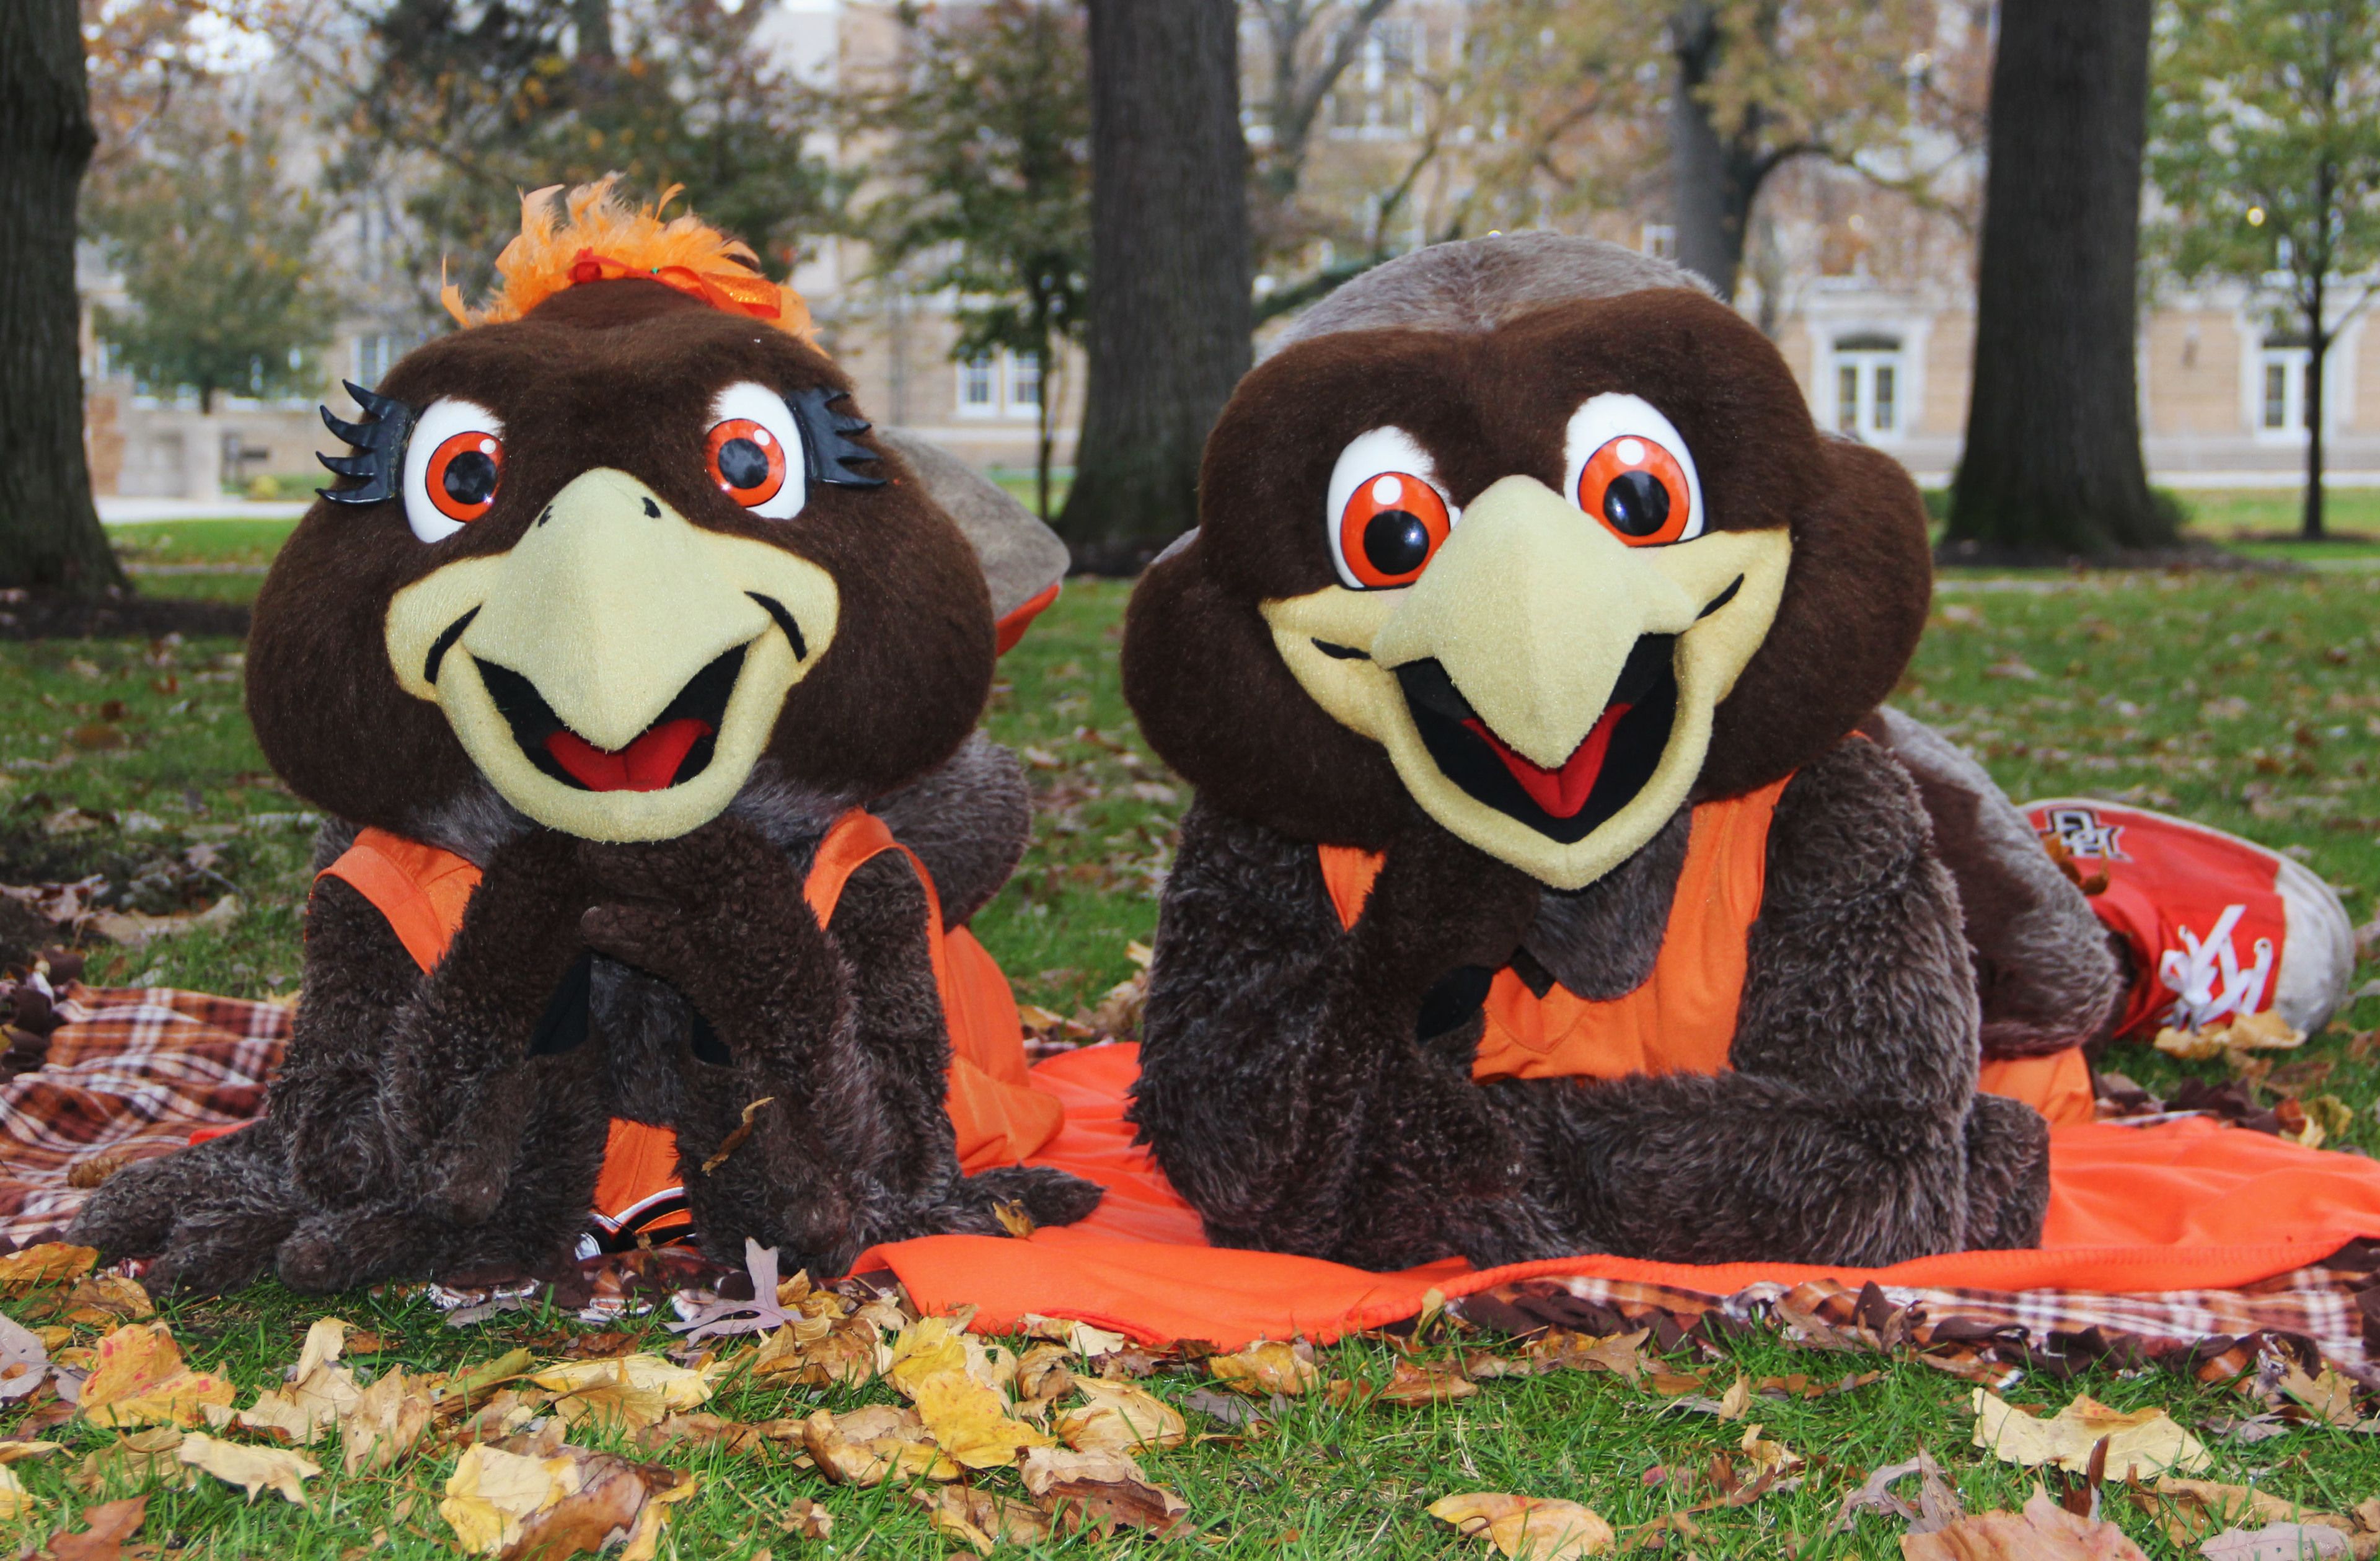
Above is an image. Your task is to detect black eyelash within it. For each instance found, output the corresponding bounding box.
[317,380,416,506]
[788,385,885,490]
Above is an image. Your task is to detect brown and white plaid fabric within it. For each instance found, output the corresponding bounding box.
[0,984,286,1247]
[1455,1253,2380,1391]
[7,987,2376,1389]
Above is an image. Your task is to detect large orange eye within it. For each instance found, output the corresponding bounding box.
[1338,471,1453,587]
[705,417,788,508]
[1577,434,1693,545]
[424,429,502,524]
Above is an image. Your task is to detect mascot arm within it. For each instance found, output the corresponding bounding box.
[1518,738,2045,1264]
[1134,802,1568,1270]
[1859,706,2126,1057]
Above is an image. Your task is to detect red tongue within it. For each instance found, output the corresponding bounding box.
[1463,703,1633,819]
[545,718,714,793]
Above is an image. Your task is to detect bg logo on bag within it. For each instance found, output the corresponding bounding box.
[2042,806,2128,862]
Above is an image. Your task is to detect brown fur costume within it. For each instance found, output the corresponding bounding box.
[1123,235,2113,1271]
[71,191,1096,1292]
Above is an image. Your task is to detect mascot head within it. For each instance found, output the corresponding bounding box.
[251,181,1006,843]
[1123,233,1933,889]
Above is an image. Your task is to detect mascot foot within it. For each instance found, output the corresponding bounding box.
[69,1127,301,1295]
[943,1165,1104,1232]
[277,1200,587,1293]
[1962,1092,2051,1249]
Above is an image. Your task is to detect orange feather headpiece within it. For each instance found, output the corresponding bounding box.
[440,178,816,345]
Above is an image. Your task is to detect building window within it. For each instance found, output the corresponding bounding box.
[1641,224,1677,262]
[1830,332,1905,441]
[1007,351,1041,411]
[353,332,413,390]
[2260,345,2311,433]
[959,354,998,415]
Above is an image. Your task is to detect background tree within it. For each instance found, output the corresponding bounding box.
[1664,0,1951,298]
[2150,0,2380,541]
[1059,0,1250,569]
[860,0,1090,521]
[1,0,127,595]
[1946,0,2170,559]
[89,120,328,413]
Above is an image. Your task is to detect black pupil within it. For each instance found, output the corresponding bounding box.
[1602,468,1671,536]
[443,449,498,506]
[1362,507,1432,577]
[717,436,772,491]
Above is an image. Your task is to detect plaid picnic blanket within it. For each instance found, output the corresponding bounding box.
[9,987,2379,1388]
[0,985,287,1246]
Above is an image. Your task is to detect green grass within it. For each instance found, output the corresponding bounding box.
[2,532,2378,1555]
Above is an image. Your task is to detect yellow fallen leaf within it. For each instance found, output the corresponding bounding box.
[291,1317,348,1380]
[749,1314,879,1387]
[439,1442,581,1555]
[339,1365,433,1475]
[232,1330,363,1446]
[801,1405,961,1485]
[1717,1375,1752,1422]
[912,1369,1052,1470]
[0,1441,60,1464]
[1209,1340,1321,1397]
[2278,1365,2362,1429]
[1376,1359,1479,1407]
[428,1347,536,1413]
[531,1353,715,1430]
[1019,1446,1195,1538]
[1970,1389,2210,1479]
[0,1466,38,1520]
[1430,1493,1616,1560]
[177,1430,319,1505]
[1018,1314,1131,1358]
[79,1322,236,1429]
[2137,1476,2329,1546]
[73,1427,195,1495]
[886,1315,971,1399]
[1904,1487,2151,1560]
[1056,1378,1186,1453]
[0,1243,96,1293]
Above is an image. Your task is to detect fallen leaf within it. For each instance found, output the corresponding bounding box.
[993,1200,1036,1238]
[2138,1478,2341,1547]
[431,1348,537,1415]
[1376,1360,1479,1407]
[778,1495,832,1540]
[1903,1487,2150,1559]
[1014,1341,1073,1409]
[232,1319,362,1444]
[0,1244,96,1293]
[176,1430,318,1505]
[747,1313,879,1388]
[340,1366,433,1475]
[1717,1374,1752,1422]
[441,1443,582,1555]
[886,1314,973,1399]
[910,1485,1053,1555]
[697,1097,775,1177]
[1017,1315,1130,1358]
[1056,1378,1188,1452]
[1020,1445,1194,1539]
[72,1427,195,1495]
[0,1440,61,1464]
[630,1412,800,1456]
[1971,1389,2211,1479]
[912,1369,1052,1469]
[0,1311,51,1402]
[1833,1456,1923,1531]
[1430,1493,1616,1560]
[531,1355,713,1431]
[506,1454,688,1561]
[42,1493,146,1560]
[1182,1387,1269,1431]
[2276,1365,2362,1429]
[1209,1340,1320,1397]
[58,1275,151,1323]
[2197,1524,2353,1559]
[79,1324,235,1429]
[0,1465,35,1520]
[800,1405,959,1485]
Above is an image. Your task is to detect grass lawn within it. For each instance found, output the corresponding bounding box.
[0,521,2375,1557]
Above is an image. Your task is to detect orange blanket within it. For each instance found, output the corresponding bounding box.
[859,1043,2380,1348]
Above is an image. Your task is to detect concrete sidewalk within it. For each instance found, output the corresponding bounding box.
[98,497,312,525]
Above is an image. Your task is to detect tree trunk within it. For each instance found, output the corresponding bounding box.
[0,0,125,596]
[2303,331,2328,542]
[1059,0,1251,572]
[1946,0,2169,559]
[1668,4,1747,300]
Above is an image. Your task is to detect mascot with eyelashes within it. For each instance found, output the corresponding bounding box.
[70,182,1098,1292]
[1122,234,2141,1271]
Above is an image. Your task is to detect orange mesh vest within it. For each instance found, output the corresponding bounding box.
[317,812,1066,1231]
[1314,780,2095,1125]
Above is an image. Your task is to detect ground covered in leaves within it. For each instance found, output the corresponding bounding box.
[0,517,2375,1555]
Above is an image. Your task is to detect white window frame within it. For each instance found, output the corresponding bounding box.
[1826,334,1908,444]
[1005,350,1041,413]
[955,350,1042,421]
[956,353,1000,418]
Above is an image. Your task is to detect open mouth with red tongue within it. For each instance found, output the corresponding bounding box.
[480,644,744,794]
[1394,633,1678,844]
